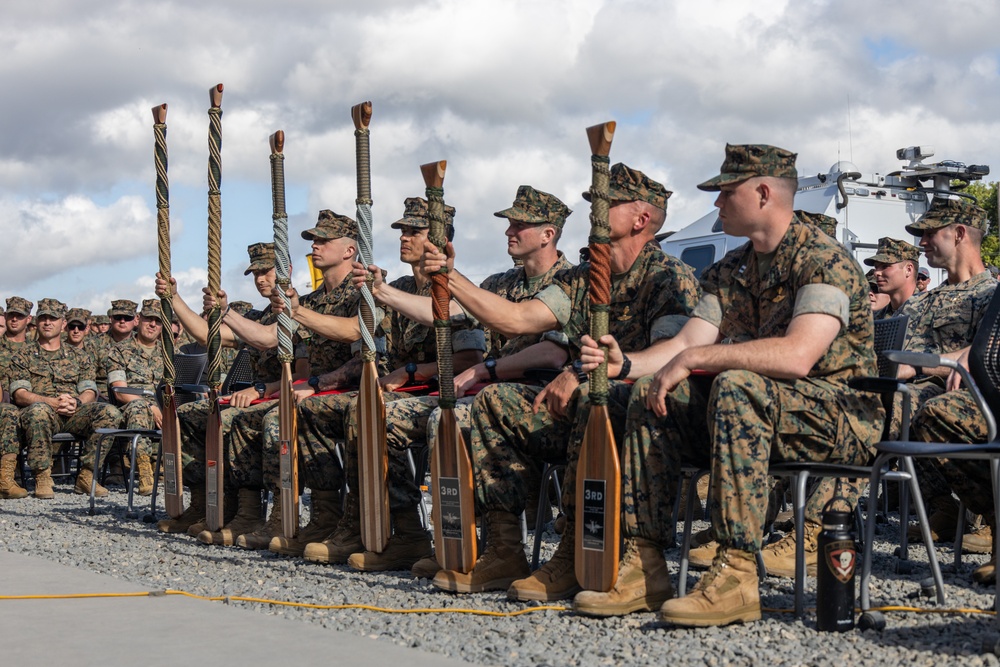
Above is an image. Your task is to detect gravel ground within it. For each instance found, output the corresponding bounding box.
[3,484,1000,667]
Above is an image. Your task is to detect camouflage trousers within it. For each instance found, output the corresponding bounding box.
[20,401,122,472]
[119,398,158,457]
[0,402,21,456]
[265,392,348,493]
[911,388,995,519]
[470,381,632,519]
[219,400,283,491]
[176,399,267,486]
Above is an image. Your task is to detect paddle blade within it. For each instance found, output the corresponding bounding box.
[358,361,390,552]
[575,405,621,592]
[431,408,477,573]
[159,386,184,519]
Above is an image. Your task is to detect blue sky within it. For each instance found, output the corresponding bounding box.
[2,0,999,314]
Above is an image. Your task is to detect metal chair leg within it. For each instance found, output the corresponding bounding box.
[900,455,946,605]
[125,434,142,519]
[88,434,104,516]
[531,463,565,570]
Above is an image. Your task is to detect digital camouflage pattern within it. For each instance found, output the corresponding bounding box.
[175,398,267,485]
[107,336,165,457]
[390,196,456,230]
[244,242,276,275]
[864,237,920,266]
[582,163,672,210]
[905,196,990,235]
[471,242,701,519]
[35,298,66,319]
[620,217,883,551]
[796,210,838,238]
[65,308,91,326]
[5,297,32,317]
[901,271,996,356]
[300,209,358,242]
[0,402,20,456]
[10,340,121,472]
[295,273,368,378]
[108,299,137,318]
[494,185,572,229]
[697,143,798,192]
[384,275,438,369]
[0,337,28,394]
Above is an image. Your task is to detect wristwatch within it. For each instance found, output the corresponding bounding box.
[254,382,267,399]
[484,357,498,382]
[307,375,321,391]
[615,354,632,381]
[571,359,588,383]
[405,362,418,385]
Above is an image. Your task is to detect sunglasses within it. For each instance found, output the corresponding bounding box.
[112,314,134,322]
[67,323,86,331]
[917,276,930,281]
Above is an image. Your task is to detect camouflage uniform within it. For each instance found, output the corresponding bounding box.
[0,297,34,393]
[864,237,920,320]
[105,300,166,457]
[622,146,883,553]
[90,299,138,397]
[0,301,24,453]
[9,299,122,473]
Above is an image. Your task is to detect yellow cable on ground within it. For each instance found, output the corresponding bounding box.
[0,591,994,618]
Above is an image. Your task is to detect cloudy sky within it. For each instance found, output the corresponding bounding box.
[2,0,998,314]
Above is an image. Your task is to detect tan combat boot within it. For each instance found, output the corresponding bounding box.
[907,496,960,543]
[157,487,207,533]
[974,554,996,584]
[573,537,674,616]
[74,468,108,497]
[659,546,761,627]
[508,521,580,602]
[270,489,342,557]
[760,521,820,578]
[687,529,719,568]
[433,511,529,593]
[411,555,442,579]
[237,492,283,550]
[964,519,995,555]
[197,488,264,546]
[303,492,363,564]
[348,505,433,572]
[186,487,238,536]
[33,468,55,500]
[0,454,28,499]
[136,454,155,497]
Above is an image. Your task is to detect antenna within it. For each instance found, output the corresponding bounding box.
[847,93,854,163]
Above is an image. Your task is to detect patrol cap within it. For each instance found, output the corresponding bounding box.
[244,242,276,275]
[229,300,253,316]
[795,210,838,238]
[495,186,572,228]
[36,298,67,319]
[93,314,110,325]
[864,269,878,291]
[864,237,920,266]
[697,144,798,192]
[66,308,91,325]
[301,210,358,241]
[905,196,989,236]
[390,197,457,230]
[108,299,138,318]
[582,163,672,211]
[5,296,33,316]
[140,299,162,320]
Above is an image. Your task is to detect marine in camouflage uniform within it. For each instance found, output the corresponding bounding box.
[584,144,884,627]
[865,236,920,320]
[9,298,122,498]
[89,299,139,399]
[0,297,34,396]
[433,167,700,601]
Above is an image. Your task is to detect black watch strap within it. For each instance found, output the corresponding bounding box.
[615,354,632,381]
[485,357,498,382]
[308,375,320,390]
[571,359,588,383]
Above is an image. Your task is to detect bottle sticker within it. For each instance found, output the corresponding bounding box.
[824,539,856,583]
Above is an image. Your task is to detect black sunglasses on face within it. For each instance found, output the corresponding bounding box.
[67,323,86,331]
[112,315,133,322]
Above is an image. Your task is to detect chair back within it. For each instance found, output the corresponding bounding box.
[968,290,1000,423]
[221,347,255,394]
[174,352,208,386]
[873,315,908,378]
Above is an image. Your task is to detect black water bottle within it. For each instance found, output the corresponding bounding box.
[816,498,857,632]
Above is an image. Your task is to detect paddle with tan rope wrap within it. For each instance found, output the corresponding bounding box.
[151,103,184,519]
[575,121,620,592]
[354,102,391,553]
[270,130,299,539]
[423,160,477,573]
[204,83,226,532]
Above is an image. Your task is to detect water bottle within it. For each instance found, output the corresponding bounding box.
[816,497,857,632]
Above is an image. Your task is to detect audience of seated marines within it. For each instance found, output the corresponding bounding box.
[1,142,998,630]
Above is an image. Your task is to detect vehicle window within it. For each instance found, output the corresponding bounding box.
[680,245,716,278]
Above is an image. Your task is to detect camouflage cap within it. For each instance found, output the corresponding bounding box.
[390,197,457,230]
[0,305,4,315]
[108,299,137,318]
[795,210,838,238]
[582,163,672,210]
[36,298,67,319]
[905,196,989,236]
[864,237,920,266]
[65,308,91,325]
[229,300,253,315]
[93,314,110,325]
[140,299,162,320]
[244,242,276,275]
[697,144,798,192]
[864,269,878,290]
[5,296,33,316]
[495,186,572,228]
[301,210,359,242]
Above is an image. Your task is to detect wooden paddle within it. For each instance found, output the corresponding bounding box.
[151,102,184,519]
[270,129,299,539]
[204,83,226,532]
[353,101,391,553]
[575,120,620,592]
[423,160,477,573]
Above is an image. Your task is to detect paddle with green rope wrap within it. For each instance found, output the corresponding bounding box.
[152,102,184,519]
[270,129,299,540]
[575,120,620,593]
[354,101,391,553]
[423,160,477,573]
[204,83,226,533]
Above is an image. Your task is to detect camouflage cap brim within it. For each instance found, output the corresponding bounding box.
[389,216,431,230]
